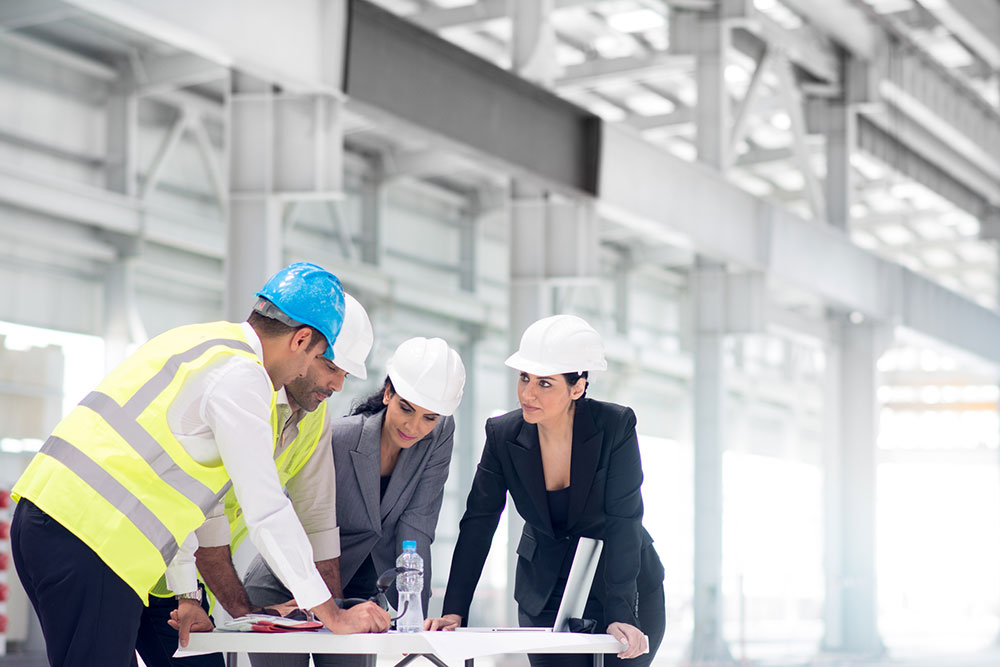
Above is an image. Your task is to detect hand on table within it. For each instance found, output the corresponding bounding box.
[606,622,648,659]
[424,613,462,631]
[313,598,390,634]
[168,599,215,648]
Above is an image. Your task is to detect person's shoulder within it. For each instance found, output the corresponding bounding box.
[582,398,635,424]
[487,407,523,427]
[485,408,524,438]
[580,398,632,418]
[329,413,365,438]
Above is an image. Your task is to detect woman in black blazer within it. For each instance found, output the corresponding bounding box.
[427,315,665,667]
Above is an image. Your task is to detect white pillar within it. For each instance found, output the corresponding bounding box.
[823,98,854,232]
[693,8,731,170]
[824,316,887,655]
[690,257,734,661]
[226,71,346,320]
[103,234,146,371]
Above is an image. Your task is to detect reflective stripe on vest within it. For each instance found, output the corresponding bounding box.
[13,323,262,601]
[40,435,181,561]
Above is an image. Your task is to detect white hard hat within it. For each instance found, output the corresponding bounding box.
[505,314,608,376]
[386,337,466,416]
[331,294,373,379]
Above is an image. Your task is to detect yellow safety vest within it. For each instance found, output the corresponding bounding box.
[12,321,271,602]
[148,399,327,600]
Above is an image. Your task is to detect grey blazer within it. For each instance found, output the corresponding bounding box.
[244,409,454,614]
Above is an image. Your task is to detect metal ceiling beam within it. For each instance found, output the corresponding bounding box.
[557,52,695,88]
[856,115,1000,225]
[133,52,228,98]
[919,0,1000,70]
[409,0,594,31]
[63,0,349,93]
[779,0,880,59]
[599,123,1000,365]
[345,0,602,196]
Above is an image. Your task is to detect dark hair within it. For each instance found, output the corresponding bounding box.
[352,376,395,416]
[562,371,589,400]
[248,311,325,353]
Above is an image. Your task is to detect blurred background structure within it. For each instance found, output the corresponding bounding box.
[0,0,999,665]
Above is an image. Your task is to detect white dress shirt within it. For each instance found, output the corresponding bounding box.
[195,388,340,560]
[162,322,330,610]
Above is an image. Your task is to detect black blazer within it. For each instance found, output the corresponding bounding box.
[442,398,663,628]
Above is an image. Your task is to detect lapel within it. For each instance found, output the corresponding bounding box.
[380,427,431,521]
[350,411,384,532]
[508,419,552,535]
[567,399,603,531]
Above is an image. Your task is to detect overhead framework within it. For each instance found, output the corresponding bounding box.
[0,0,997,364]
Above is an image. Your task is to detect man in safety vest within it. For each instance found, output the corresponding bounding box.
[10,263,390,667]
[135,294,375,666]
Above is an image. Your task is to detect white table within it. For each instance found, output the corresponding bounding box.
[176,629,625,667]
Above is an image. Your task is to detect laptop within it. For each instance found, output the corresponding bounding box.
[459,537,604,633]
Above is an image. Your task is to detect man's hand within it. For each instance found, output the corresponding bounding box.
[168,599,215,648]
[424,613,461,631]
[312,597,390,634]
[195,545,254,618]
[605,622,648,659]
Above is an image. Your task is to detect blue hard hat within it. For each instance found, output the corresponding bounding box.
[254,262,345,360]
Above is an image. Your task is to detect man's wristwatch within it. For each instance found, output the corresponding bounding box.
[176,588,203,603]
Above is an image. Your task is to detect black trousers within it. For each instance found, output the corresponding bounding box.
[518,582,666,667]
[11,499,145,667]
[134,584,224,667]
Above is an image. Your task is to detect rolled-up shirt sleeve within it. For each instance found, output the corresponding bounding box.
[193,500,230,548]
[201,360,331,610]
[285,414,340,561]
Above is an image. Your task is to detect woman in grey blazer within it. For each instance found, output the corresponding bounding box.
[243,337,466,667]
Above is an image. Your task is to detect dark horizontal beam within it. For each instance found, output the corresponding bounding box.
[344,0,601,195]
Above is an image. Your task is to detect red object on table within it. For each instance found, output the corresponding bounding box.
[0,583,8,601]
[0,490,9,509]
[0,552,8,570]
[0,614,7,633]
[251,619,323,633]
[0,521,9,539]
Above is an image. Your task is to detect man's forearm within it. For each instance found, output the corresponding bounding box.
[194,545,254,618]
[316,557,344,599]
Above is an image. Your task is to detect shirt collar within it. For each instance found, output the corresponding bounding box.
[239,321,265,363]
[275,387,290,408]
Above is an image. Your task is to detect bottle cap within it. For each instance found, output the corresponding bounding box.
[402,540,417,551]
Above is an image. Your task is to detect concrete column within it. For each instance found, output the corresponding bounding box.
[821,314,845,651]
[106,63,137,196]
[226,71,346,319]
[690,257,734,661]
[102,233,146,370]
[823,316,887,655]
[693,8,731,170]
[359,154,385,267]
[227,72,281,320]
[822,98,854,232]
